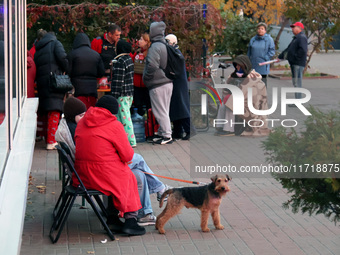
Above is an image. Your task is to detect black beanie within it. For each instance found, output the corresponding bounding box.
[116,39,132,55]
[95,95,119,115]
[63,97,87,122]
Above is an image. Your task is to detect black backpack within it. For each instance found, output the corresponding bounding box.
[153,41,185,80]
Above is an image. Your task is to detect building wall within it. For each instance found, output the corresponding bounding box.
[0,0,38,253]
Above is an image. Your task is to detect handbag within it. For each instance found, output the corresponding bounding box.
[49,72,73,93]
[48,41,73,93]
[134,53,146,74]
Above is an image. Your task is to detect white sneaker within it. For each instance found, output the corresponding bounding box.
[157,184,173,202]
[137,213,157,226]
[46,142,58,150]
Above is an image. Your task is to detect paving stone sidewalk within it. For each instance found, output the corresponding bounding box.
[21,55,340,255]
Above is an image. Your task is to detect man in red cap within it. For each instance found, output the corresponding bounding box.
[278,22,308,103]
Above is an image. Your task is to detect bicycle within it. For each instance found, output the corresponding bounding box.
[189,53,232,131]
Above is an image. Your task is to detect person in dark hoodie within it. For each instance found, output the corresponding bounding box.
[68,33,105,109]
[143,21,173,145]
[216,55,271,137]
[110,39,136,147]
[34,32,68,150]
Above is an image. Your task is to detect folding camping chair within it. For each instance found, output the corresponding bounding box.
[49,144,115,243]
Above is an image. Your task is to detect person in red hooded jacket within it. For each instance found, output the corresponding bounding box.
[74,95,146,236]
[27,51,36,98]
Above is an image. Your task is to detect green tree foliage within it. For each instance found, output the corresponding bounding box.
[284,0,340,71]
[214,11,257,58]
[262,107,340,223]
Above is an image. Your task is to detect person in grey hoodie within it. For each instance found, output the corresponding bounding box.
[143,21,173,145]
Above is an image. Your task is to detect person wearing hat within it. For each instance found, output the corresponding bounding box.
[110,39,136,147]
[278,22,308,101]
[247,22,275,87]
[74,95,168,235]
[55,97,87,158]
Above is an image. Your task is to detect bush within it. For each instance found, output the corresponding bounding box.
[262,106,340,223]
[215,11,257,58]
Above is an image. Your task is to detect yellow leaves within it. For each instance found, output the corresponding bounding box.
[216,0,286,25]
[36,185,46,194]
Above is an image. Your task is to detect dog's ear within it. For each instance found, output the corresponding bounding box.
[226,174,232,181]
[210,175,218,182]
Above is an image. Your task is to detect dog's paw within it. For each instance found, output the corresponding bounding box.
[202,227,210,232]
[215,224,224,230]
[158,229,166,234]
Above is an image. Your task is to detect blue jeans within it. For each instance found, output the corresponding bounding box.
[129,153,165,194]
[290,65,304,99]
[129,153,165,217]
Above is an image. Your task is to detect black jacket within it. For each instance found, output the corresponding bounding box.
[169,48,190,121]
[34,33,68,112]
[278,32,308,67]
[68,33,105,98]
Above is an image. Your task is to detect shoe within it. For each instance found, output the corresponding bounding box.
[172,135,182,141]
[157,184,172,202]
[106,215,124,232]
[137,213,156,226]
[46,142,58,150]
[182,133,191,140]
[214,130,235,136]
[153,137,173,145]
[146,137,154,143]
[122,218,146,236]
[152,134,163,142]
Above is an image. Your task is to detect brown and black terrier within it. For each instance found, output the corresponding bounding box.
[156,174,231,234]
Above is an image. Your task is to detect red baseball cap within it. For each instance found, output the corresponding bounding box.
[290,22,304,29]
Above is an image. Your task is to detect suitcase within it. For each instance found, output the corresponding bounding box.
[145,108,159,139]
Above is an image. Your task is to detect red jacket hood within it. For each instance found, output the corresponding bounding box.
[82,107,117,127]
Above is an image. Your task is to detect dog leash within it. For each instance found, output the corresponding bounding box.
[138,170,208,185]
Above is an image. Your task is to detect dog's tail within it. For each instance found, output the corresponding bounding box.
[159,189,174,208]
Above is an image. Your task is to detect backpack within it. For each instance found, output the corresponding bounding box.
[153,41,185,80]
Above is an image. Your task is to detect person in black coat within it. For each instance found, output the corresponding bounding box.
[34,32,68,150]
[165,34,196,140]
[68,33,105,109]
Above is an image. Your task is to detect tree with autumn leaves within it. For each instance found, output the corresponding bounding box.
[27,0,340,70]
[27,0,224,76]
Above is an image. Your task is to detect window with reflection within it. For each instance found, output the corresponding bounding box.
[0,0,7,174]
[11,0,17,134]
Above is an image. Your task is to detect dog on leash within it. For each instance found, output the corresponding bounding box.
[156,174,231,234]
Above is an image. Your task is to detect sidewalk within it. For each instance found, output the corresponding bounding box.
[20,55,340,255]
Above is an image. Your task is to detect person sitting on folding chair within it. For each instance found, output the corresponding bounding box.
[74,95,168,236]
[55,97,87,160]
[56,96,170,228]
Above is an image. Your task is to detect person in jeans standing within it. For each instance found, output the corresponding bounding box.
[143,21,173,145]
[278,22,307,102]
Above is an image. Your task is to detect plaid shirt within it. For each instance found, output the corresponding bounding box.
[111,54,134,98]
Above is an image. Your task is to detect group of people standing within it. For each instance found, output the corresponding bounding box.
[215,21,308,137]
[32,21,193,150]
